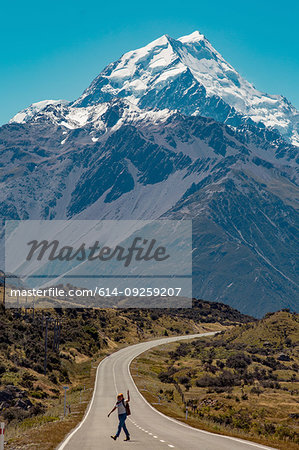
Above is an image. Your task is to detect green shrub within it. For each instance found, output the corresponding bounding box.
[226,353,251,369]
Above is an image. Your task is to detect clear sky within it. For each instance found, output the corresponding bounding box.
[1,0,298,125]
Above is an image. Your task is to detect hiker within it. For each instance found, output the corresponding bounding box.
[108,390,131,441]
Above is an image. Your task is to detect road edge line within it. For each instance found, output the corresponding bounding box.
[56,355,106,450]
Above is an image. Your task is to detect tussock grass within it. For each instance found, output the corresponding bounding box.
[132,311,299,450]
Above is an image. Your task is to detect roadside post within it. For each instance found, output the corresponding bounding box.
[44,317,49,375]
[0,271,5,306]
[63,386,69,417]
[0,422,5,450]
[185,406,188,420]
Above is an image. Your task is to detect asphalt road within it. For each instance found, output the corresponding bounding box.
[57,333,274,450]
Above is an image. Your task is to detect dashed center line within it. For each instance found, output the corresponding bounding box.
[130,420,175,448]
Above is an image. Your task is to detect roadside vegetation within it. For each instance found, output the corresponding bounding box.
[132,310,299,450]
[0,297,249,449]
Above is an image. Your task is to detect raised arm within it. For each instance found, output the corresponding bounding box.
[126,390,130,402]
[108,405,116,417]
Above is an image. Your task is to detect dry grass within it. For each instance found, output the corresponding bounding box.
[131,329,299,450]
[5,360,97,449]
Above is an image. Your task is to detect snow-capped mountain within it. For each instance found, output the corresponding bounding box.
[70,31,299,146]
[10,100,69,124]
[2,32,299,316]
[10,30,299,147]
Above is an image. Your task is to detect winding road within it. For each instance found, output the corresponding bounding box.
[57,333,274,450]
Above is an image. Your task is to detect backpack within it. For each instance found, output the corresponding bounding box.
[122,399,131,416]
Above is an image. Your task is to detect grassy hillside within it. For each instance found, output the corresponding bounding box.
[132,310,299,449]
[0,297,251,448]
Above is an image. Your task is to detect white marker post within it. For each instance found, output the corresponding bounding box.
[63,387,69,417]
[0,422,5,450]
[185,406,188,420]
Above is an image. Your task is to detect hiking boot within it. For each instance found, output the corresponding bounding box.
[111,435,117,441]
[124,436,130,441]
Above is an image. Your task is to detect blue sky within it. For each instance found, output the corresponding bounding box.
[1,0,298,125]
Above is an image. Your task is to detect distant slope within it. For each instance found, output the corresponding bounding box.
[215,309,299,347]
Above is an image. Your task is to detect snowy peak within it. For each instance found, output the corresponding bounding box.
[177,30,225,63]
[10,99,69,124]
[73,31,215,107]
[178,30,205,43]
[72,31,298,146]
[18,98,172,128]
[9,31,299,146]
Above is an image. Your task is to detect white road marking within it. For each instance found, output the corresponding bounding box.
[57,356,108,450]
[128,414,169,445]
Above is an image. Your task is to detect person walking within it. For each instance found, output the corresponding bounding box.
[108,390,131,441]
